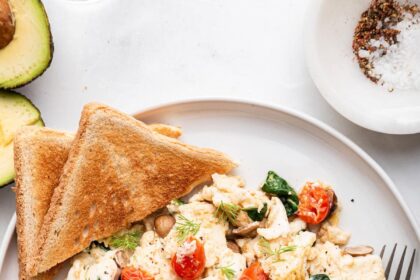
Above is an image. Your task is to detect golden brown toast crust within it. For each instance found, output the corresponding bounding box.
[15,122,181,278]
[148,123,182,139]
[20,266,60,280]
[33,103,236,275]
[14,127,73,280]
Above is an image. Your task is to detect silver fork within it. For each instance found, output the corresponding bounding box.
[380,244,416,280]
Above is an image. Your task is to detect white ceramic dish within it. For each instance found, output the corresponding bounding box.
[305,0,420,134]
[0,100,418,278]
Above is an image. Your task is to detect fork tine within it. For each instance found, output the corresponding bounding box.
[394,246,407,280]
[380,245,386,258]
[385,243,398,278]
[405,249,416,280]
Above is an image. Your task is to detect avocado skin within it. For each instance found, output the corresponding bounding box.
[0,181,14,188]
[0,0,54,90]
[0,90,45,188]
[12,0,55,89]
[0,89,44,119]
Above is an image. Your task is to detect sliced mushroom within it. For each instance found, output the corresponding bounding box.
[235,211,252,227]
[325,190,338,220]
[232,221,260,237]
[154,214,176,238]
[114,250,130,268]
[344,245,374,257]
[227,241,241,254]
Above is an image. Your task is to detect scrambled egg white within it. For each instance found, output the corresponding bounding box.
[67,248,120,280]
[67,174,385,280]
[308,242,385,280]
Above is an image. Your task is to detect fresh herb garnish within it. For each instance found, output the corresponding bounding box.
[262,171,299,216]
[244,203,268,221]
[214,201,241,225]
[258,237,296,262]
[218,264,235,280]
[172,198,185,206]
[109,230,141,250]
[310,274,330,280]
[175,215,200,243]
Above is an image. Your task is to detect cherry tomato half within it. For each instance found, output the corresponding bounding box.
[171,236,206,280]
[239,261,269,280]
[297,182,333,224]
[121,267,155,280]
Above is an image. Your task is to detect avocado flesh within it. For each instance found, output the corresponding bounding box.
[0,144,14,186]
[0,91,44,187]
[0,0,52,89]
[0,91,41,145]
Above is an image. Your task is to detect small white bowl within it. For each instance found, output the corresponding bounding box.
[305,0,420,134]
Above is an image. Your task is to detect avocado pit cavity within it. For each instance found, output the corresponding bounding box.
[0,0,15,49]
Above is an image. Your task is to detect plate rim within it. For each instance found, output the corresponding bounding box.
[304,0,420,135]
[1,97,418,275]
[0,213,16,274]
[136,97,419,238]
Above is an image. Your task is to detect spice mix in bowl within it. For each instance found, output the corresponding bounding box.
[353,0,420,92]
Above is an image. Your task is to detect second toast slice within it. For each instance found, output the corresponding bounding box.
[34,103,236,275]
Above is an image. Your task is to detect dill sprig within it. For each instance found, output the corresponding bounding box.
[214,201,241,225]
[175,215,200,243]
[258,237,296,262]
[218,264,235,280]
[109,230,141,250]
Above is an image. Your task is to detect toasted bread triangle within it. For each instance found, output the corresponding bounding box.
[15,121,185,279]
[33,103,236,274]
[14,127,73,280]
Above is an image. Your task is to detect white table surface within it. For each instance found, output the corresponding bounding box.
[0,0,419,242]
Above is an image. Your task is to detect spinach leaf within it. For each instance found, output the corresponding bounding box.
[262,171,299,216]
[244,203,268,221]
[310,274,330,280]
[280,196,299,217]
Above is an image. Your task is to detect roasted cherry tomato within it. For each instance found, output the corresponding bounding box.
[121,267,155,280]
[239,261,269,280]
[171,236,206,280]
[297,182,333,224]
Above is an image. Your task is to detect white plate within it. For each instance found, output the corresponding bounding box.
[305,0,420,134]
[0,100,418,278]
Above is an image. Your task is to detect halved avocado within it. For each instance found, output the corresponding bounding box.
[0,0,53,89]
[0,90,44,187]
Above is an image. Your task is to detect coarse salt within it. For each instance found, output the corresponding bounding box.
[359,11,420,91]
[176,239,197,263]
